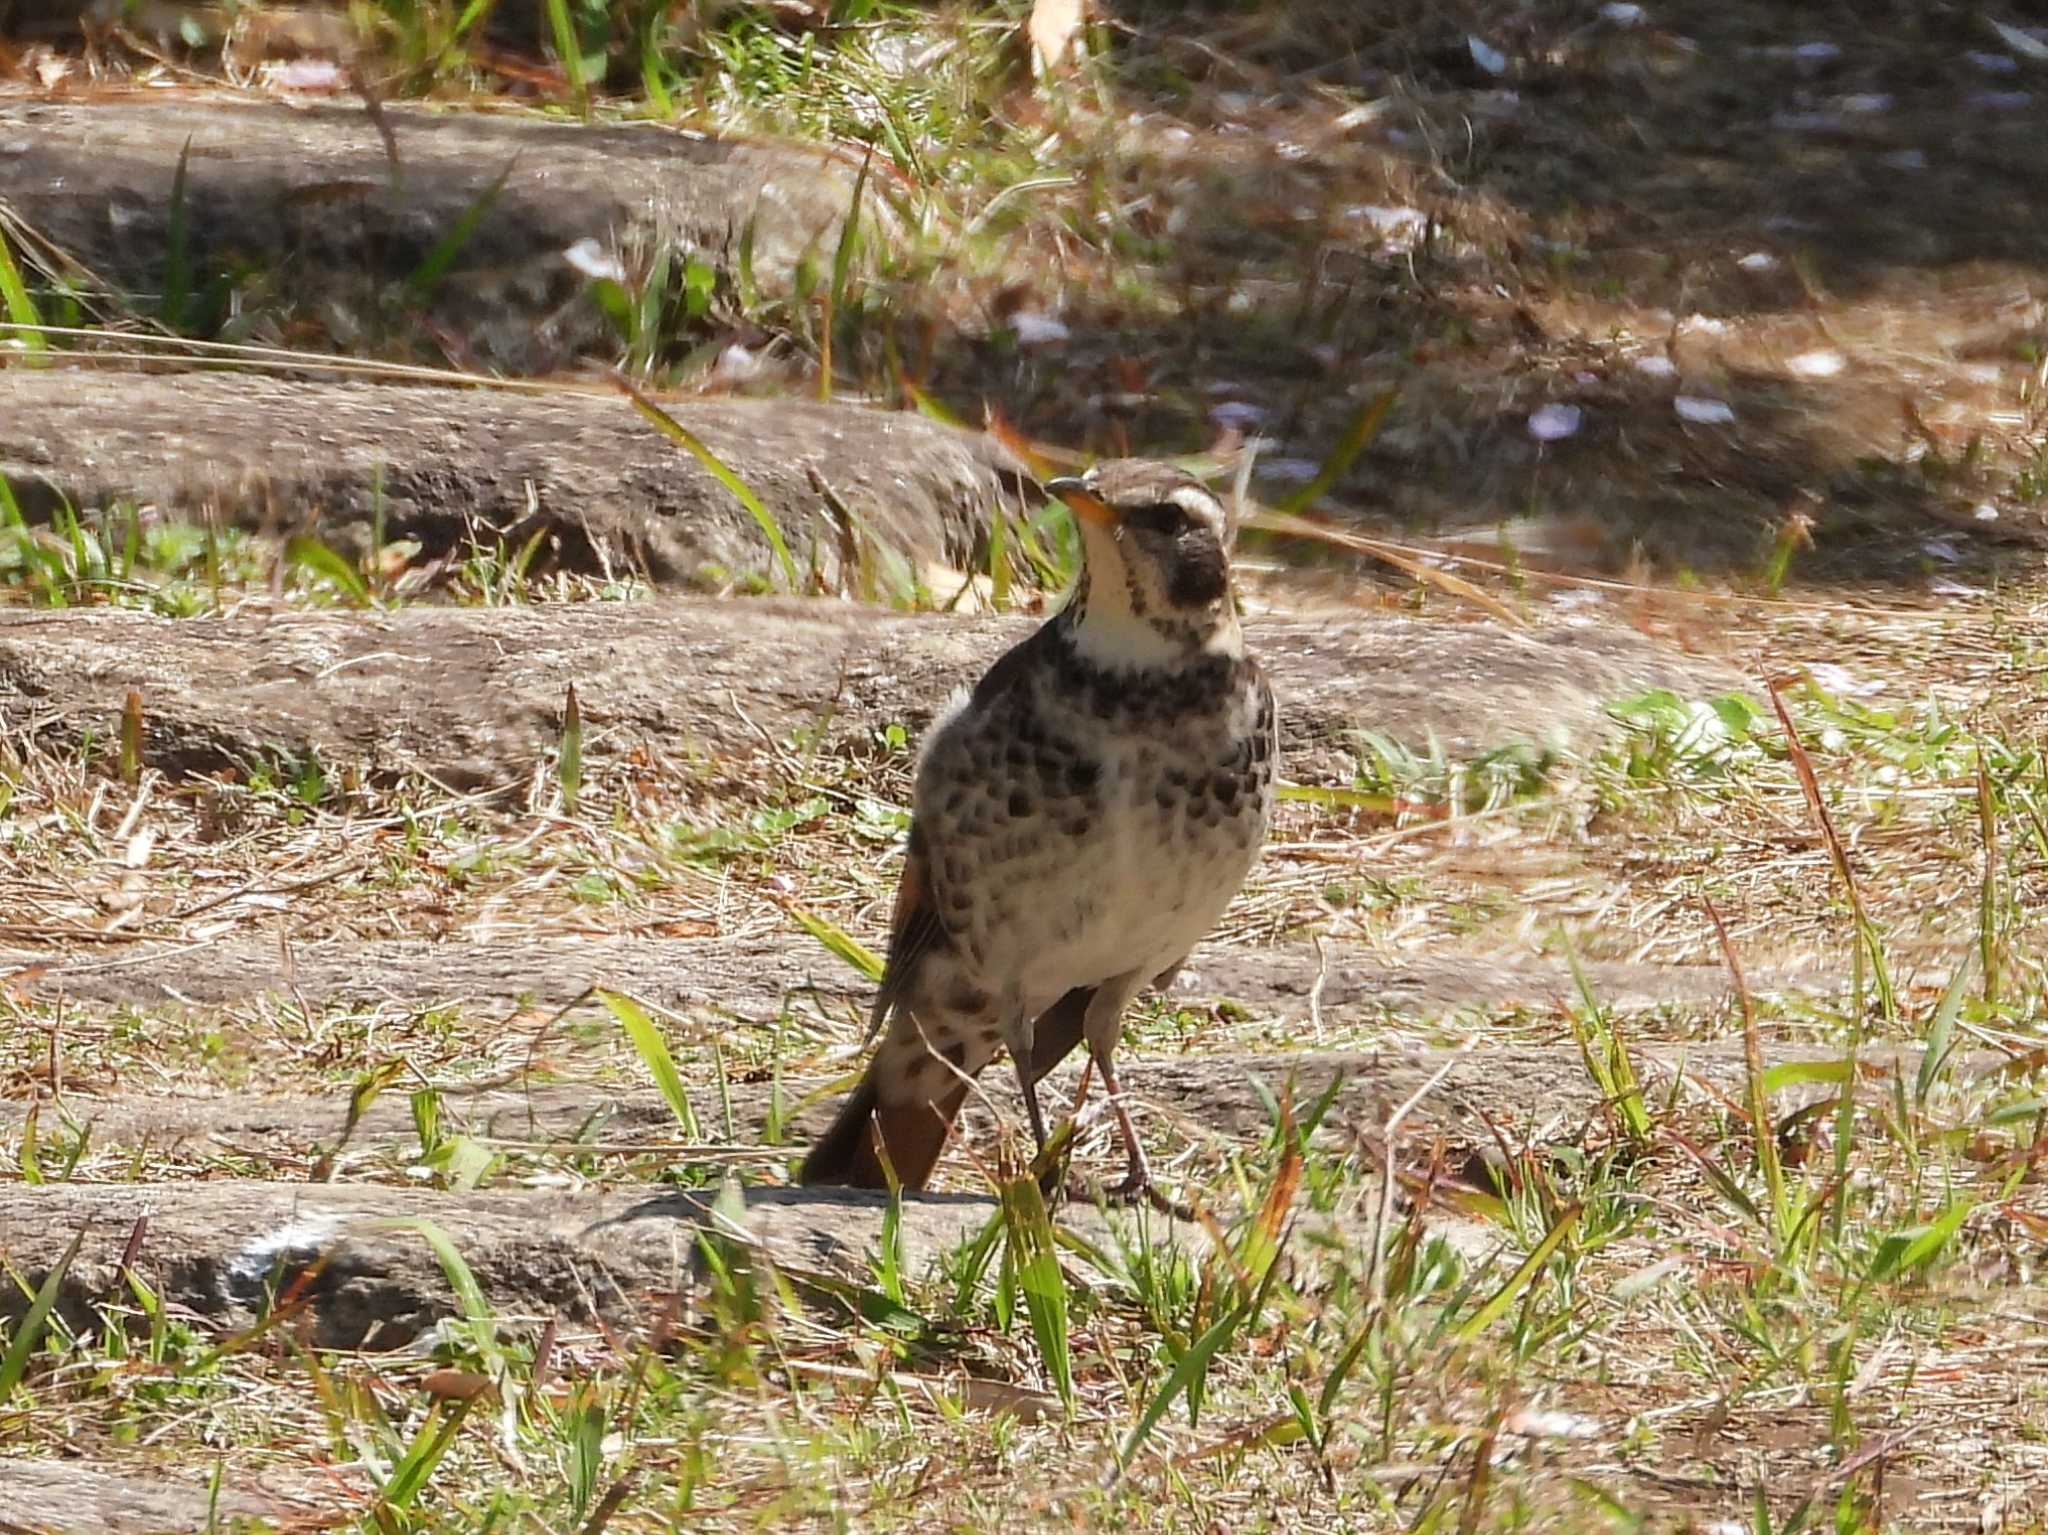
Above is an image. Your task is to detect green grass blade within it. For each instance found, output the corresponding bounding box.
[783,901,884,982]
[1561,936,1650,1144]
[1665,1127,1763,1227]
[119,689,144,787]
[408,158,516,304]
[16,1099,41,1186]
[825,148,872,349]
[542,0,587,114]
[903,383,967,430]
[1914,952,1974,1109]
[1866,1197,1973,1284]
[986,505,1011,611]
[284,534,371,606]
[378,1216,497,1355]
[1276,387,1396,513]
[1760,1058,1852,1096]
[161,135,193,331]
[558,681,583,815]
[448,0,500,46]
[1452,1201,1581,1344]
[377,1398,473,1510]
[615,378,800,590]
[0,225,47,359]
[1977,758,2000,1007]
[997,1162,1072,1411]
[596,988,702,1139]
[1116,1298,1253,1475]
[0,1225,86,1399]
[874,1190,905,1305]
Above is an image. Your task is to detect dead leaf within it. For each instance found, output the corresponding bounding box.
[1027,0,1087,75]
[653,919,719,939]
[421,1369,494,1402]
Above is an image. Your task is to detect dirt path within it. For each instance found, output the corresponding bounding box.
[0,598,1743,788]
[0,1038,1939,1170]
[0,366,1027,587]
[0,1039,1970,1342]
[0,1458,287,1535]
[0,926,1799,1017]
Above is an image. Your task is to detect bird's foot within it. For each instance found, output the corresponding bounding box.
[1072,1170,1194,1221]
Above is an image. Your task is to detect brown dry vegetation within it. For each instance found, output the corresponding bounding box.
[1,2,2046,1533]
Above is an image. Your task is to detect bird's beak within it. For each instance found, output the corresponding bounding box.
[1046,475,1116,529]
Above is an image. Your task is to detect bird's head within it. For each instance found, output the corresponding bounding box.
[1046,459,1242,668]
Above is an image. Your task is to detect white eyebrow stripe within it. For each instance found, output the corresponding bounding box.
[1165,485,1227,531]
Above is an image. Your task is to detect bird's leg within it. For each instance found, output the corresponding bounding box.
[1090,1041,1152,1203]
[1003,1009,1050,1152]
[1076,972,1188,1211]
[1093,1049,1193,1218]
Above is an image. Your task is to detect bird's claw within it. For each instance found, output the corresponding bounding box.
[1065,1171,1194,1221]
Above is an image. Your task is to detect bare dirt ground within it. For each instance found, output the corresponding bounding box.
[2,3,2047,1532]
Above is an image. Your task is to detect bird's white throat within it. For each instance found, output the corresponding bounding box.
[1066,593,1244,671]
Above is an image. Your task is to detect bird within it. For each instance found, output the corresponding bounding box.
[798,458,1278,1203]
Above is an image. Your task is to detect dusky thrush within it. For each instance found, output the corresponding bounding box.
[798,459,1278,1201]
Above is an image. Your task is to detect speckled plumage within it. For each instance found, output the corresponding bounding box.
[800,460,1278,1196]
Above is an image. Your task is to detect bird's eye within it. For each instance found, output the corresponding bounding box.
[1127,502,1186,535]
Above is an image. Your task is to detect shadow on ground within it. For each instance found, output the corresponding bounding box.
[932,0,2048,586]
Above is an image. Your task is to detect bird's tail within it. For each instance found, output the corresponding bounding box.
[797,986,1097,1190]
[797,1068,968,1190]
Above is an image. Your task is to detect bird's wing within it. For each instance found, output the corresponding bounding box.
[864,621,1067,1045]
[862,820,944,1045]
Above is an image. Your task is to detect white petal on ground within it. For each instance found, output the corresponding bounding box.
[1503,1409,1603,1441]
[1468,35,1508,75]
[1349,204,1429,249]
[1965,50,2019,74]
[711,343,766,383]
[1635,353,1679,377]
[1009,311,1071,345]
[263,58,345,91]
[562,239,626,282]
[1737,251,1778,272]
[1674,395,1736,424]
[1921,537,1962,564]
[1974,503,2001,522]
[1806,662,1882,698]
[1786,349,1845,378]
[1988,20,2048,61]
[1526,403,1583,441]
[1598,3,1647,24]
[1208,401,1268,431]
